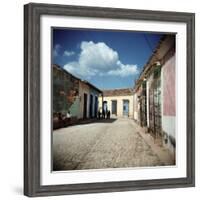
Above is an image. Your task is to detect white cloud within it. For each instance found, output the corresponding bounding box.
[63,41,138,78]
[53,44,61,57]
[108,61,138,77]
[63,50,75,57]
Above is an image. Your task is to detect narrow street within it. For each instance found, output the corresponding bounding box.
[53,118,174,171]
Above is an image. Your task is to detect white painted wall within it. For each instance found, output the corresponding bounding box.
[162,116,176,138]
[0,1,199,200]
[133,93,138,120]
[146,78,150,127]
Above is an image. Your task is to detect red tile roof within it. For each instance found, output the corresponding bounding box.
[102,88,133,97]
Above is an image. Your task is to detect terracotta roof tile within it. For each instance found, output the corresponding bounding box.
[102,88,133,97]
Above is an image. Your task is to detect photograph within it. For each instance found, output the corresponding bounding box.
[52,28,176,171]
[23,3,195,196]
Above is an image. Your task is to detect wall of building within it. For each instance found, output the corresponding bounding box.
[89,87,101,118]
[53,66,79,116]
[68,97,80,117]
[78,81,90,119]
[99,95,134,118]
[79,81,102,119]
[161,54,176,153]
[53,66,102,120]
[133,36,176,154]
[133,93,139,121]
[133,84,146,124]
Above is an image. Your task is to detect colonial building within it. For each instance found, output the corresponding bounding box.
[79,80,102,119]
[133,35,176,154]
[99,88,134,118]
[53,64,102,128]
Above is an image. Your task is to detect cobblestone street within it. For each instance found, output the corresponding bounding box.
[53,118,175,171]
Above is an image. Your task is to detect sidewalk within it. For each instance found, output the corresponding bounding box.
[130,120,175,166]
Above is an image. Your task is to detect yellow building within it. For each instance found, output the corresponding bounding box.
[99,88,133,118]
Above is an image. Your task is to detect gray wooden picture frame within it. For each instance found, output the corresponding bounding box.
[24,3,195,197]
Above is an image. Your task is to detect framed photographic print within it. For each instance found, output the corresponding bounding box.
[24,3,195,197]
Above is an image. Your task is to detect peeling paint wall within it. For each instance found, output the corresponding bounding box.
[163,55,176,116]
[53,66,79,116]
[53,65,102,119]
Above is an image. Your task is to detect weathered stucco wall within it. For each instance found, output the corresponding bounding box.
[53,66,79,116]
[161,54,176,153]
[53,65,102,119]
[162,55,176,116]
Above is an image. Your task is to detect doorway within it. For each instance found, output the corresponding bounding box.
[111,100,117,115]
[123,100,129,117]
[102,101,108,118]
[94,96,98,118]
[89,94,93,118]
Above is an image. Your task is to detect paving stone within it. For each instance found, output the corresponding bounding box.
[53,118,174,171]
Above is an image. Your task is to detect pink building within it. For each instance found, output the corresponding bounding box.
[133,35,176,155]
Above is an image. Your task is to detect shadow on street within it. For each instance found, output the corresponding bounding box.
[74,118,117,126]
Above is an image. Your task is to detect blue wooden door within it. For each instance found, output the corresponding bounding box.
[123,100,129,116]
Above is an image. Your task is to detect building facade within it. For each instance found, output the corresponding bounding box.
[53,64,102,127]
[99,88,134,118]
[53,64,80,117]
[133,35,176,154]
[78,80,102,119]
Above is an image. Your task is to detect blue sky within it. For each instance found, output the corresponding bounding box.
[53,28,162,90]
